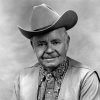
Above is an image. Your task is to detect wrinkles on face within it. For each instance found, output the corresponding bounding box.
[31,27,69,68]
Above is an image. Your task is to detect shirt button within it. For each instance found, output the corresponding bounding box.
[47,91,51,94]
[46,73,52,80]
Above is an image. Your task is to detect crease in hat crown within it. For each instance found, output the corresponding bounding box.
[18,3,78,39]
[30,3,60,31]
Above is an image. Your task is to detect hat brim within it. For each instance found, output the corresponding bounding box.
[18,10,78,39]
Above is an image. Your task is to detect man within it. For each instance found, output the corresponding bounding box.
[12,3,100,100]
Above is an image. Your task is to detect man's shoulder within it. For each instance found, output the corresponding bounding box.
[19,63,40,77]
[68,57,93,70]
[67,57,96,79]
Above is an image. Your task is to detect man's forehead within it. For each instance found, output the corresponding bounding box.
[32,27,67,41]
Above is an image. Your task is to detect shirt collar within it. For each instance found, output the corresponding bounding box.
[39,56,69,81]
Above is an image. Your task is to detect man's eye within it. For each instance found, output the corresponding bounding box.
[37,42,46,47]
[37,43,44,46]
[52,41,60,45]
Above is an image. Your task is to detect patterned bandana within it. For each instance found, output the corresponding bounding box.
[37,57,69,100]
[39,56,69,80]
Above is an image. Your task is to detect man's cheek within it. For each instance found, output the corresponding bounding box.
[36,49,44,58]
[56,46,64,53]
[59,47,67,56]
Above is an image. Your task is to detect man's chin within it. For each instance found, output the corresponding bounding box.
[41,62,58,68]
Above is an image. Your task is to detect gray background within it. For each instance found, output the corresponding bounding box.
[0,0,100,100]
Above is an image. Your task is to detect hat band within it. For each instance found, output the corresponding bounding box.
[33,24,53,31]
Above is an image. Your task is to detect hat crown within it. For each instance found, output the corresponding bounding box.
[30,4,60,31]
[18,3,78,39]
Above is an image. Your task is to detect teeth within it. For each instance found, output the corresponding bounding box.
[43,57,55,59]
[44,58,53,59]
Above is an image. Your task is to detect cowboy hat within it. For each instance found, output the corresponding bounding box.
[18,3,78,39]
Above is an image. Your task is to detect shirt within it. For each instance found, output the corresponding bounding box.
[37,57,69,100]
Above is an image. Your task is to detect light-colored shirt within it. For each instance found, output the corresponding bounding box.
[11,57,100,100]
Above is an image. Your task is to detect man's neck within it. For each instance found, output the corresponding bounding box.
[43,66,58,73]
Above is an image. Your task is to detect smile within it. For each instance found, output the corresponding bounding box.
[42,56,59,59]
[43,58,56,63]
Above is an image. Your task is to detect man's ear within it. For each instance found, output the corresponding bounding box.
[67,35,70,44]
[65,31,70,44]
[30,40,34,49]
[66,35,70,45]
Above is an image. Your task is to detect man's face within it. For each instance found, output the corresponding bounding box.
[31,28,69,69]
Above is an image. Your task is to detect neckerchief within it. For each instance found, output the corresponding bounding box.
[37,57,69,100]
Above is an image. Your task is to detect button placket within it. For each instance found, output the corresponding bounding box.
[45,73,55,100]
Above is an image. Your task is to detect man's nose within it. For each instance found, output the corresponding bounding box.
[46,44,54,53]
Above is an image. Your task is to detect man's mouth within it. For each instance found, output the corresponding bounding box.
[42,56,59,60]
[42,57,57,63]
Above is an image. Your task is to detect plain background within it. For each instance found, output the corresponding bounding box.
[0,0,100,100]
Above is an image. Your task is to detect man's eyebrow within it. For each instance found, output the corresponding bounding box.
[35,40,46,44]
[37,40,46,42]
[51,39,61,42]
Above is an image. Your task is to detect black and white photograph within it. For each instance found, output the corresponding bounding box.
[0,0,100,100]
